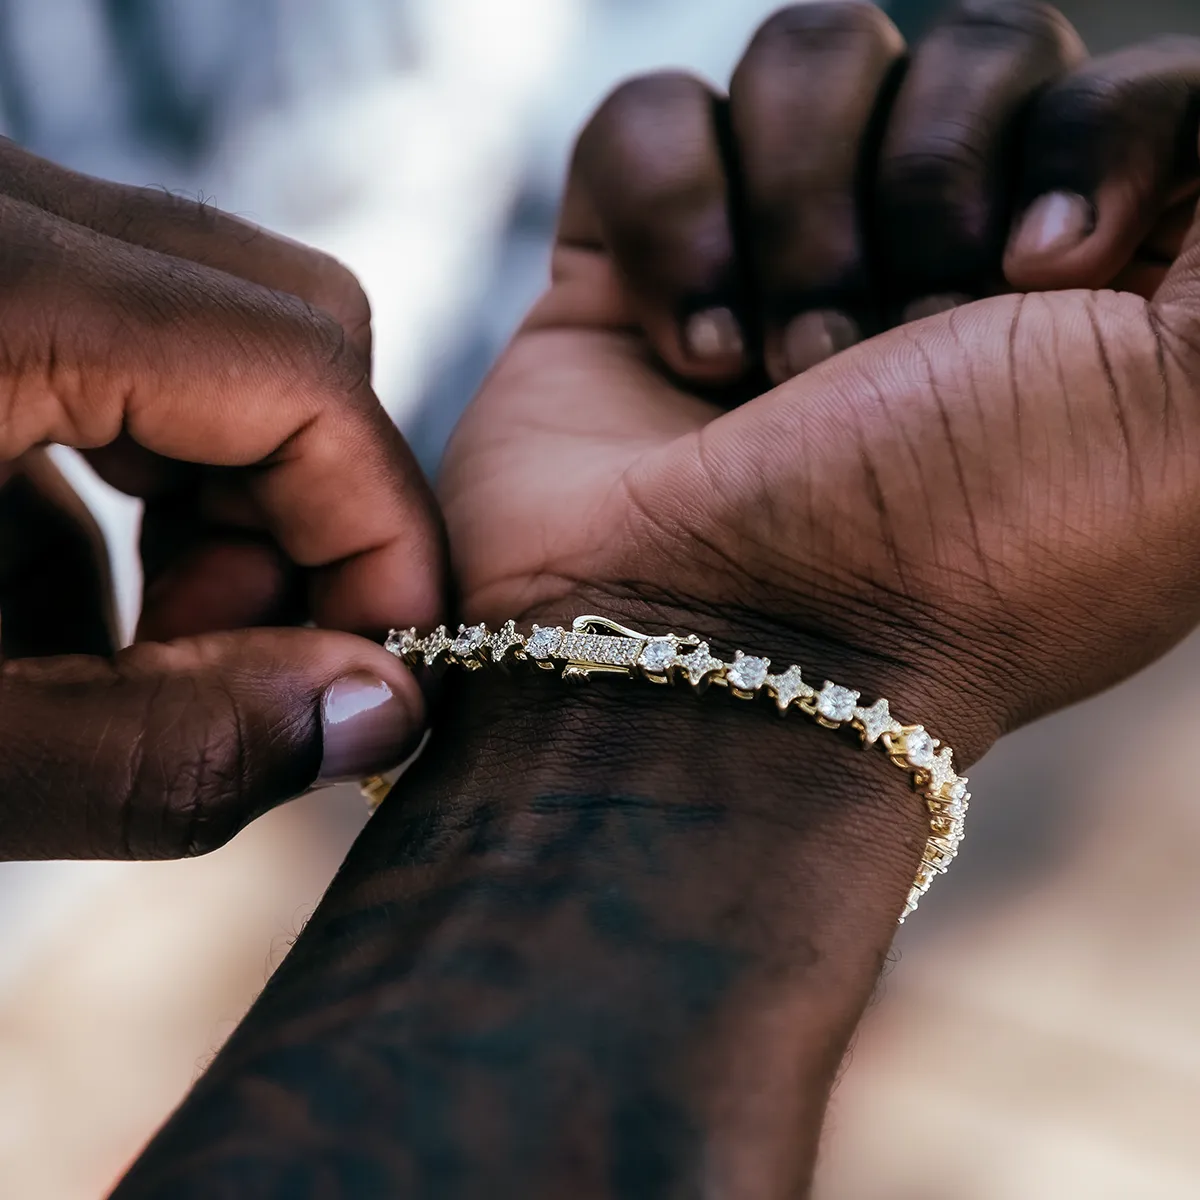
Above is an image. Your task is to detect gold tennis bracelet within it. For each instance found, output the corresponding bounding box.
[374,615,970,923]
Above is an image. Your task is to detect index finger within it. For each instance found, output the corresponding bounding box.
[0,138,374,363]
[0,194,444,637]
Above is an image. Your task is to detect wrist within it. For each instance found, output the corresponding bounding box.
[364,662,933,1188]
[408,643,932,939]
[479,580,1001,768]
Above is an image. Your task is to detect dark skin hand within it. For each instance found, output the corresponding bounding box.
[115,3,1200,1197]
[0,145,444,861]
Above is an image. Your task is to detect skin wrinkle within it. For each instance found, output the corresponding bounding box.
[1046,297,1081,459]
[1152,306,1200,382]
[138,671,200,858]
[1144,304,1177,489]
[1083,293,1142,505]
[903,327,999,596]
[859,348,935,533]
[617,465,749,598]
[886,135,993,186]
[198,673,251,856]
[92,663,153,859]
[691,424,794,574]
[945,306,1002,527]
[1007,292,1025,462]
[857,436,908,593]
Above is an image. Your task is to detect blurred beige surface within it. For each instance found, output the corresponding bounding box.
[0,790,366,1199]
[815,635,1200,1199]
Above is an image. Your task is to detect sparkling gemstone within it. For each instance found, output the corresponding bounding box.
[422,627,451,666]
[767,665,813,712]
[854,698,901,745]
[816,682,859,723]
[525,626,563,660]
[639,638,678,673]
[452,624,486,655]
[487,620,522,662]
[948,779,968,804]
[904,727,936,769]
[726,653,769,692]
[679,643,723,686]
[386,627,417,658]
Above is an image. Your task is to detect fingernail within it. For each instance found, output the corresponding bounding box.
[902,293,971,323]
[318,673,416,784]
[1010,191,1094,261]
[774,310,860,381]
[683,307,744,361]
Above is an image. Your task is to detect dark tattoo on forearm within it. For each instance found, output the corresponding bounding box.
[114,790,756,1199]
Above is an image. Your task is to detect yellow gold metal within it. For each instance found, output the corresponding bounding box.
[359,774,392,815]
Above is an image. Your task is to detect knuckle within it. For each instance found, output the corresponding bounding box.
[578,72,722,220]
[878,139,998,280]
[138,189,374,359]
[881,133,992,218]
[1032,37,1200,137]
[309,253,372,350]
[592,70,711,125]
[1039,74,1132,133]
[938,0,1076,44]
[582,70,713,171]
[747,1,897,51]
[277,292,368,401]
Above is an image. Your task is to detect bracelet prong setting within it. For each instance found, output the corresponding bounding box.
[385,615,970,923]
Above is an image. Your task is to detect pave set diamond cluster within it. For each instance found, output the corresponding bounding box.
[384,615,969,923]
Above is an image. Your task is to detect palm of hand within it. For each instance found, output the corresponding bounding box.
[441,238,1200,746]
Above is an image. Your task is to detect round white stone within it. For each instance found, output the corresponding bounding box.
[817,683,858,722]
[905,728,936,769]
[526,627,562,660]
[640,639,678,673]
[727,655,769,692]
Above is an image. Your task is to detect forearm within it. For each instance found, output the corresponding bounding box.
[113,636,935,1199]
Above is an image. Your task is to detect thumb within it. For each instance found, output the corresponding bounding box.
[0,628,424,861]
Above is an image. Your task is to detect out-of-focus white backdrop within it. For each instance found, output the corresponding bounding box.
[2,1,1200,1197]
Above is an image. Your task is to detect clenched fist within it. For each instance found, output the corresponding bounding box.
[442,0,1200,764]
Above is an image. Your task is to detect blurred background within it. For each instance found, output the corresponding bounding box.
[1,0,1199,1196]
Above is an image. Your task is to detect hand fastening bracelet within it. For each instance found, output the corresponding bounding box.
[369,615,970,923]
